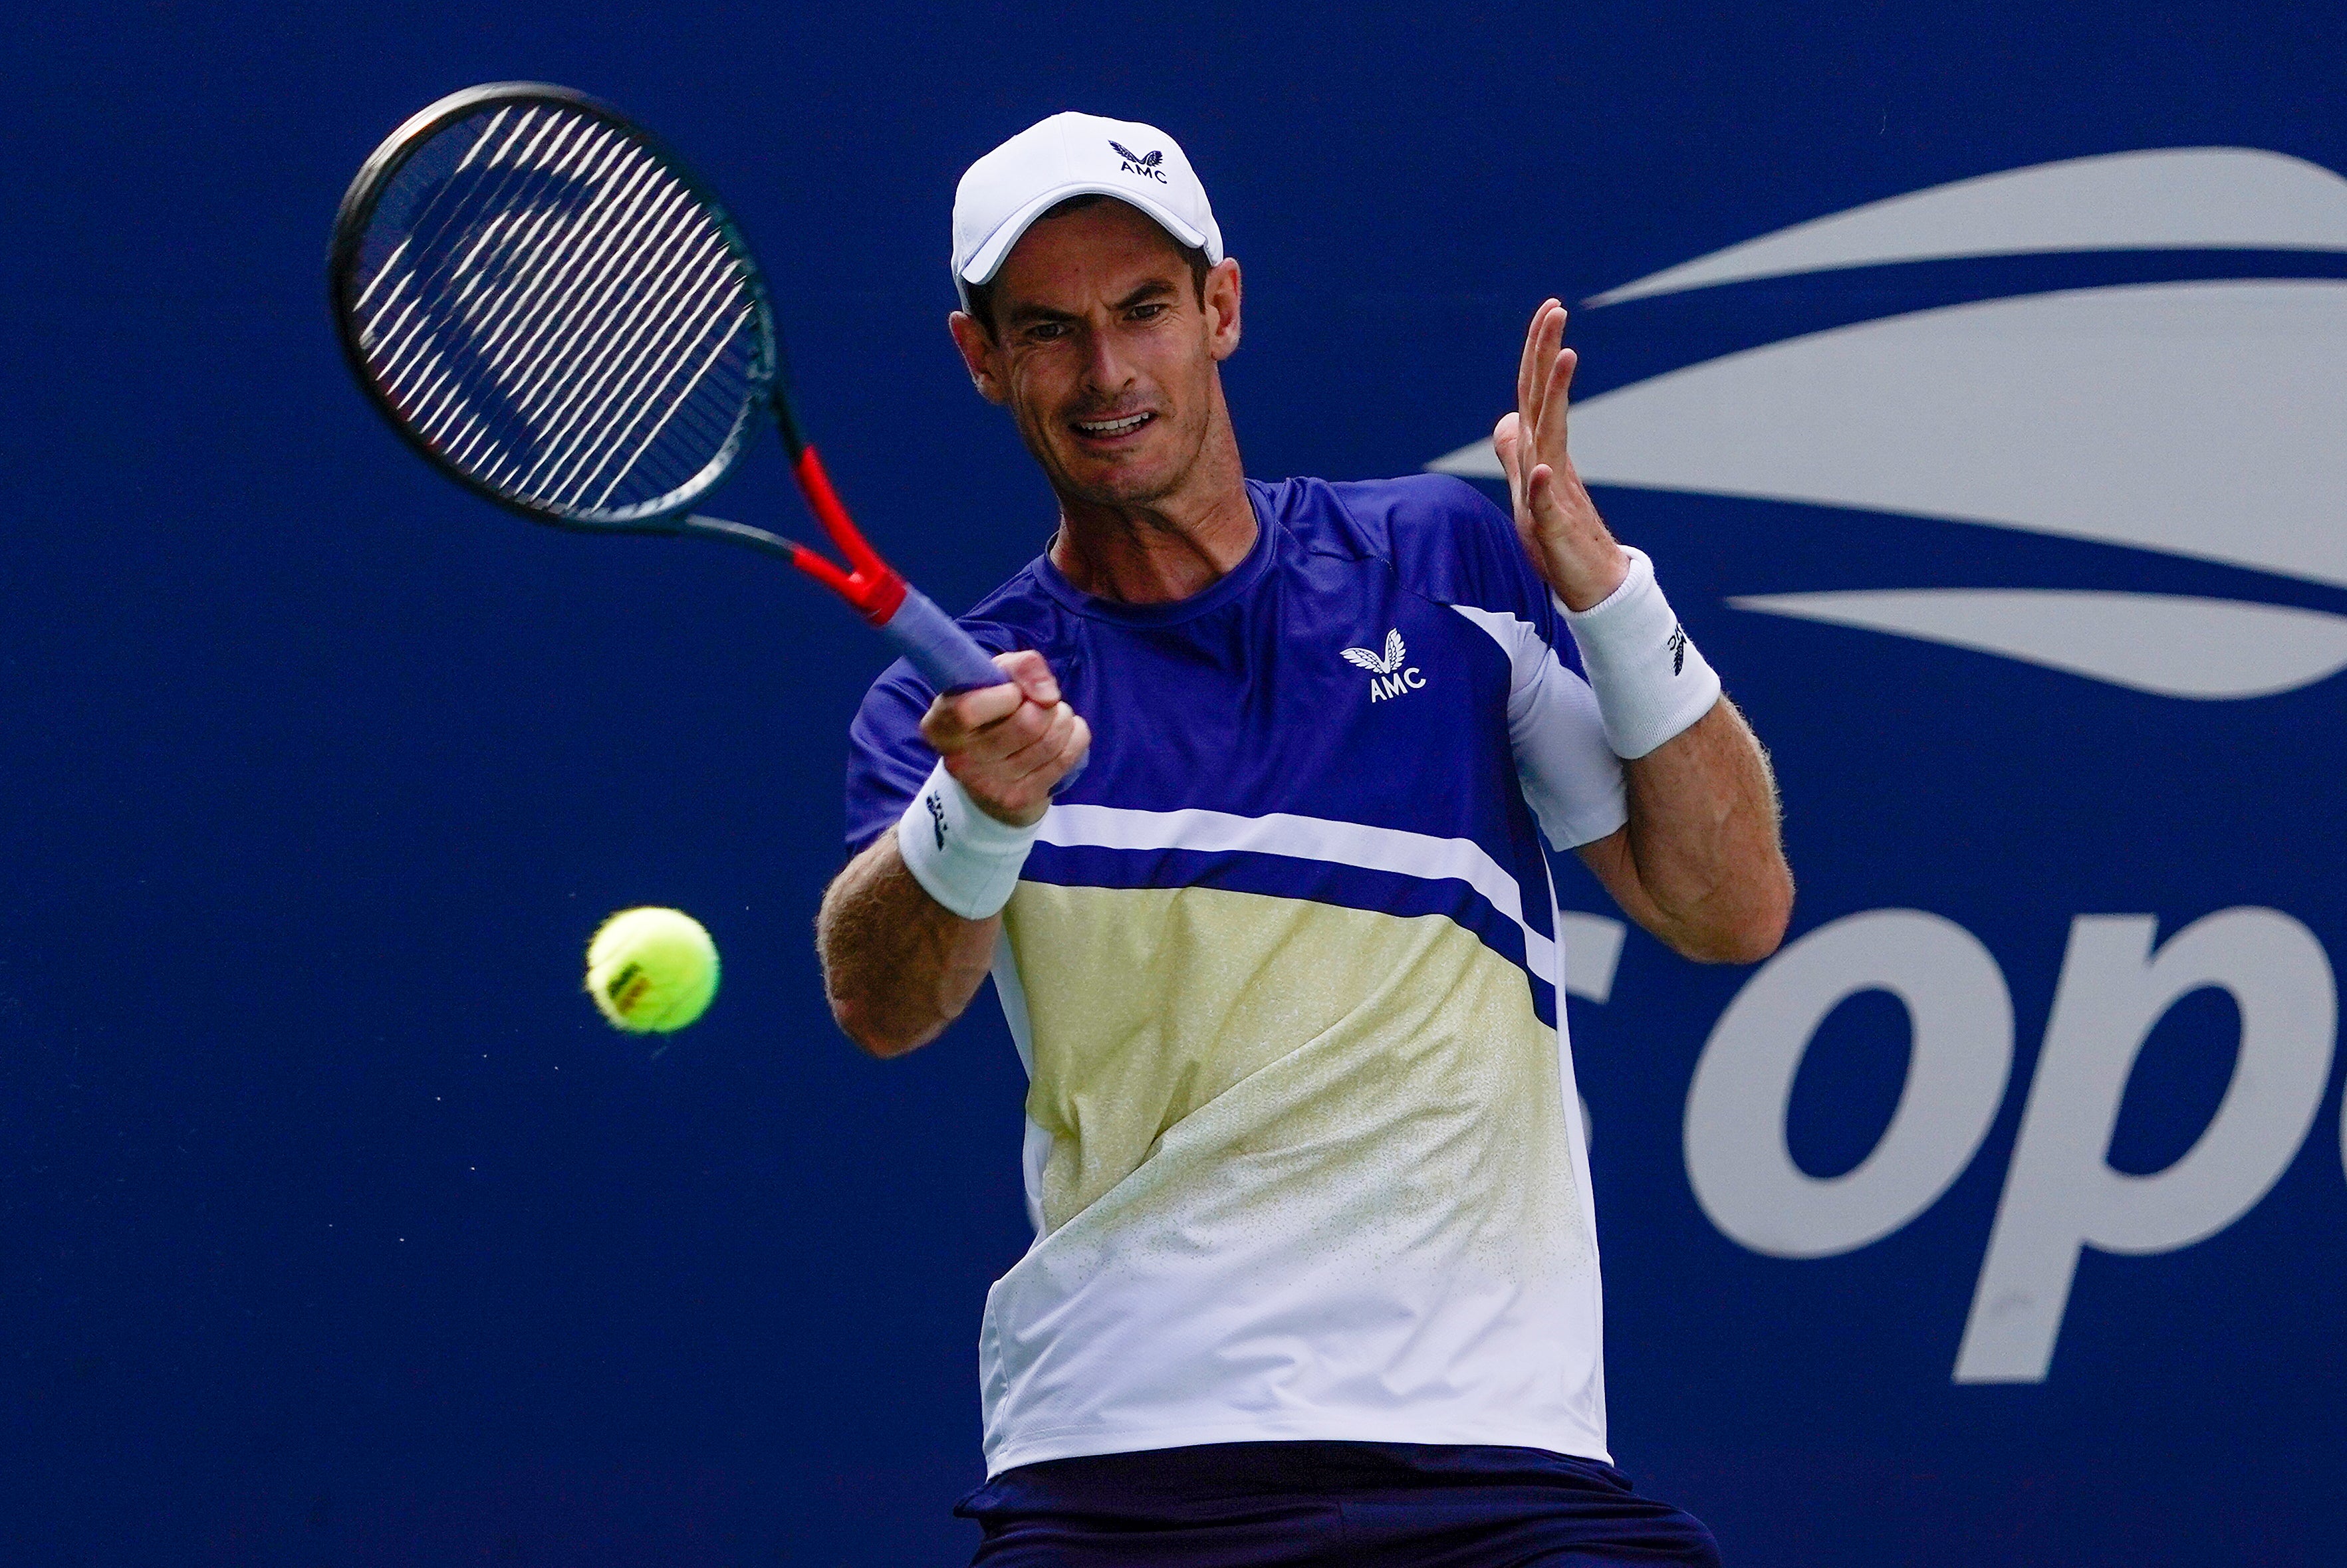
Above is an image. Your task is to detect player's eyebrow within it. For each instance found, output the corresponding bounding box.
[1003,278,1179,329]
[1111,279,1178,310]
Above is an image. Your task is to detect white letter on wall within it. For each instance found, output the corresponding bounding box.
[1686,910,2015,1259]
[1955,909,2336,1384]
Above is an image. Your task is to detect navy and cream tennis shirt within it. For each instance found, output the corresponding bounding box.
[846,474,1629,1478]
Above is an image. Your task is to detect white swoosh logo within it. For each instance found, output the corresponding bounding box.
[1725,590,2347,701]
[1439,281,2347,589]
[1429,154,2347,701]
[1586,147,2347,306]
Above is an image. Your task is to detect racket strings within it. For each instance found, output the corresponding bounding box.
[398,119,632,421]
[388,116,697,479]
[348,101,764,520]
[451,134,695,454]
[367,113,628,461]
[512,215,740,501]
[370,110,587,403]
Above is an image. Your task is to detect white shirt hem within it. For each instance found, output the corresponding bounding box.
[985,1413,1613,1480]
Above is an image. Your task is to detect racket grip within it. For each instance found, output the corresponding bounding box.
[880,586,1089,791]
[880,587,1008,692]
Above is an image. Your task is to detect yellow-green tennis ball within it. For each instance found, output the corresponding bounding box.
[585,907,719,1034]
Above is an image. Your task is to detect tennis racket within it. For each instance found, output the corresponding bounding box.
[327,81,1006,696]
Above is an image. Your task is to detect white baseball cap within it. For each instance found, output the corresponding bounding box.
[951,111,1223,310]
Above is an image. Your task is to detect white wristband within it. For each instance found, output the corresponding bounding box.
[895,760,1043,920]
[1562,547,1722,759]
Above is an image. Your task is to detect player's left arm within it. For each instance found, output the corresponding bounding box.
[1576,699,1790,964]
[1495,299,1792,964]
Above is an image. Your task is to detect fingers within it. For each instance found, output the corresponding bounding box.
[1535,343,1577,472]
[1516,298,1552,430]
[1493,411,1524,513]
[980,701,1088,786]
[920,650,1060,749]
[1513,300,1572,498]
[947,701,1064,786]
[1058,712,1093,773]
[917,648,1090,821]
[1520,301,1565,434]
[1517,298,1562,443]
[995,648,1060,707]
[922,680,1021,748]
[1004,702,1085,784]
[938,699,1089,823]
[923,685,1054,758]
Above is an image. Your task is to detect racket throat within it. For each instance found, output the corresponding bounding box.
[791,544,908,625]
[788,445,908,623]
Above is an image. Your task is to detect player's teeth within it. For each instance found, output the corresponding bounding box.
[1080,413,1149,433]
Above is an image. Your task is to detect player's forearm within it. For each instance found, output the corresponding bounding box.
[816,836,999,1058]
[1592,698,1792,964]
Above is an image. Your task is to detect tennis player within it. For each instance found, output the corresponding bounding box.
[817,112,1792,1565]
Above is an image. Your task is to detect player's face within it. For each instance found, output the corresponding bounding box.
[956,201,1239,509]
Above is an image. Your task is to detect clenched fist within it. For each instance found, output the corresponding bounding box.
[918,649,1091,827]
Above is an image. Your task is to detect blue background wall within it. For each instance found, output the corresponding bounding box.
[4,3,2342,1563]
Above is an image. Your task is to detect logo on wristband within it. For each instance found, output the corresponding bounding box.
[925,790,949,850]
[1668,623,1688,675]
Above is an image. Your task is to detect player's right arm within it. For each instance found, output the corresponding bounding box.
[816,651,1088,1058]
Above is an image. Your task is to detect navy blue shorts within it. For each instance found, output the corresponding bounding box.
[956,1441,1722,1566]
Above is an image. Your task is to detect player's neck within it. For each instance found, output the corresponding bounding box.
[1047,425,1253,606]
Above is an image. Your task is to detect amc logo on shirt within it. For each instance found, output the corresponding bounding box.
[1340,629,1427,701]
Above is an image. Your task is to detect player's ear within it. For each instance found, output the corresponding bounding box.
[1203,257,1241,362]
[948,310,1007,405]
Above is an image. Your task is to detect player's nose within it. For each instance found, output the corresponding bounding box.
[1080,328,1138,395]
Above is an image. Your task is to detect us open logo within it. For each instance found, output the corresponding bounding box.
[1431,148,2347,702]
[1427,146,2347,1386]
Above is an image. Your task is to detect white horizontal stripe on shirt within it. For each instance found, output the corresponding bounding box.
[1035,804,1558,989]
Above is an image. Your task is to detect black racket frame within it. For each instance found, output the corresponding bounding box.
[328,80,822,544]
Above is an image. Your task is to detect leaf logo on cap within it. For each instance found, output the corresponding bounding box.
[1110,140,1168,183]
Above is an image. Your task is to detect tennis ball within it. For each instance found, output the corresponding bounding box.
[585,907,719,1033]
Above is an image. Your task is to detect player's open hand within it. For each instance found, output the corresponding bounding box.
[1493,299,1629,612]
[920,650,1090,828]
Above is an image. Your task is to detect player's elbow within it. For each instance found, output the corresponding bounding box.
[1675,867,1793,965]
[828,992,933,1060]
[1705,907,1791,966]
[1666,916,1781,966]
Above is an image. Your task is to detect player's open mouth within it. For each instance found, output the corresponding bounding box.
[1071,411,1156,441]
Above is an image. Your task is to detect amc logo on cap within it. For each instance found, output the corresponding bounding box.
[1110,140,1168,182]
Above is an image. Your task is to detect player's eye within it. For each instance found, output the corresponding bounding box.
[1025,321,1071,342]
[1127,303,1168,322]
